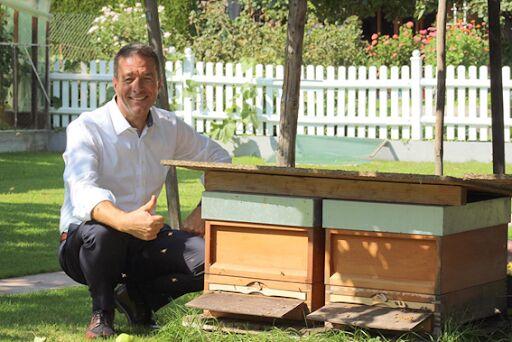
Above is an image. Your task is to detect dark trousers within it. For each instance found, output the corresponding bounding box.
[58,221,204,312]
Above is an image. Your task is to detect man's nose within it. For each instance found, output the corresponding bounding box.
[131,77,143,92]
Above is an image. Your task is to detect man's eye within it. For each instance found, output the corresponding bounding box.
[124,79,133,83]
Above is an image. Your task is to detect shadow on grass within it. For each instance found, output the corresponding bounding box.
[0,202,61,278]
[0,152,64,194]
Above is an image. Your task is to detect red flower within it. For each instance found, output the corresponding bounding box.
[406,21,414,29]
[371,33,379,40]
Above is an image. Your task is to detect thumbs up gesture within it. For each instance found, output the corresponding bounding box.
[123,195,164,240]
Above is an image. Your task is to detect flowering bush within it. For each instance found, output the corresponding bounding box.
[87,2,180,59]
[366,21,422,67]
[366,20,490,67]
[422,20,489,66]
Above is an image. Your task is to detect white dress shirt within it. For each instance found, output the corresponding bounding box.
[59,98,231,233]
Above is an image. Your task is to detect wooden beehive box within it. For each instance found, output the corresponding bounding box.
[161,160,512,332]
[311,196,510,332]
[188,191,325,320]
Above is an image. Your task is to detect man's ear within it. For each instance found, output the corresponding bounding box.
[112,77,119,93]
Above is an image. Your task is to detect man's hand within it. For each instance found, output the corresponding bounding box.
[122,195,164,240]
[92,195,164,241]
[181,206,205,236]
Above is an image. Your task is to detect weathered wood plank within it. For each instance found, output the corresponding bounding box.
[307,303,432,331]
[161,160,512,196]
[202,191,321,227]
[325,229,438,294]
[186,292,308,319]
[323,197,510,236]
[440,225,507,293]
[204,273,325,311]
[206,221,323,284]
[205,171,467,206]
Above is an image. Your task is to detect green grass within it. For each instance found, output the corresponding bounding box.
[1,286,509,341]
[0,152,511,341]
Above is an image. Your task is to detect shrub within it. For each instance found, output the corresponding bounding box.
[303,16,366,66]
[87,2,176,59]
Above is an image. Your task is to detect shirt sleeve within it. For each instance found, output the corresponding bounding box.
[63,120,116,222]
[173,116,232,163]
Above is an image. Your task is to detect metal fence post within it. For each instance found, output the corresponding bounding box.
[410,50,423,140]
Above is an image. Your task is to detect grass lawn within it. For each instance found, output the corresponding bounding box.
[0,152,511,341]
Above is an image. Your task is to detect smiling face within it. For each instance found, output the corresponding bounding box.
[113,53,161,129]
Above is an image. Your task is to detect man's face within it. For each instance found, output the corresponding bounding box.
[113,53,161,123]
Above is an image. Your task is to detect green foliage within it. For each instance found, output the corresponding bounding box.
[209,83,260,143]
[303,16,366,66]
[165,0,197,37]
[50,0,137,14]
[86,2,175,60]
[0,5,12,105]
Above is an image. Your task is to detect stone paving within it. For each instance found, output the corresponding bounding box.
[0,271,80,295]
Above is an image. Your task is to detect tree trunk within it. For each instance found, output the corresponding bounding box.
[144,0,169,111]
[434,0,447,176]
[488,0,505,175]
[277,0,307,167]
[144,0,181,229]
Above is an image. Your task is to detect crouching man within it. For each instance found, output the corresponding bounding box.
[58,43,230,339]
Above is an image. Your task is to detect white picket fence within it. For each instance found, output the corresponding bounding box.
[49,49,512,142]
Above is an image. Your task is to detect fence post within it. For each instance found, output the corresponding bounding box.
[410,50,422,140]
[182,47,195,126]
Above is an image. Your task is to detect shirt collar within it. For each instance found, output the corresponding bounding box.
[109,97,154,135]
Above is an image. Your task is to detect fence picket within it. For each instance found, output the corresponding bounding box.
[235,64,245,134]
[275,65,284,136]
[378,66,388,139]
[98,61,107,106]
[446,66,455,140]
[390,66,399,139]
[255,64,264,135]
[456,66,466,141]
[423,65,434,140]
[316,65,325,136]
[306,65,315,135]
[503,66,511,142]
[468,66,477,140]
[51,60,61,128]
[336,66,346,137]
[89,61,98,110]
[357,66,367,138]
[367,66,377,139]
[326,66,335,136]
[401,66,411,140]
[479,66,488,141]
[264,64,274,136]
[195,62,205,133]
[347,66,356,137]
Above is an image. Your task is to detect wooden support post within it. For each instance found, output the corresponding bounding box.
[144,0,181,228]
[277,0,306,167]
[434,0,447,176]
[31,16,38,129]
[488,0,505,175]
[44,20,50,129]
[13,11,18,129]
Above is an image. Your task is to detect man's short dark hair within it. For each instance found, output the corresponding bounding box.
[114,43,161,80]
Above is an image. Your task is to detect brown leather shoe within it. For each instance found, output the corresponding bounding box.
[114,284,159,330]
[85,310,115,339]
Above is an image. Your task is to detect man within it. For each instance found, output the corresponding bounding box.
[58,43,230,339]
